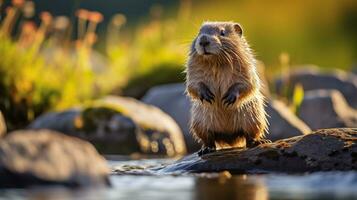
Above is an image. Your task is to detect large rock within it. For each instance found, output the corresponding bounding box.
[298,90,357,130]
[0,129,109,187]
[266,100,311,141]
[142,83,200,152]
[275,68,357,108]
[143,84,310,145]
[159,128,357,173]
[29,96,186,156]
[0,111,5,137]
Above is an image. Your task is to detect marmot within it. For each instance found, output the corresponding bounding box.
[185,21,269,155]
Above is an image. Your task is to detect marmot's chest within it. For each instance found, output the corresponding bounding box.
[206,66,237,95]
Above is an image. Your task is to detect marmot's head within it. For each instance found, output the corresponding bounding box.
[191,21,243,57]
[190,22,251,64]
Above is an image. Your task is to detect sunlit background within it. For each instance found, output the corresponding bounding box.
[1,0,357,130]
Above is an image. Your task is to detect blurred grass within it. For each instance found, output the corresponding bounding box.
[0,0,356,129]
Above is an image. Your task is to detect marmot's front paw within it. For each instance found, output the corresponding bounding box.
[222,90,239,106]
[197,146,216,156]
[198,83,215,104]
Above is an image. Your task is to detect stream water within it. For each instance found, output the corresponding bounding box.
[0,158,356,200]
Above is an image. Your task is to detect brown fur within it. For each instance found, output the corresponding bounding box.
[185,21,268,150]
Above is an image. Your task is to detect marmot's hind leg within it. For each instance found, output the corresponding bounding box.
[191,123,216,156]
[197,133,215,156]
[244,121,270,148]
[214,130,246,149]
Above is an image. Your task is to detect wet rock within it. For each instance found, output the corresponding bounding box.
[29,96,186,156]
[159,128,357,173]
[266,100,311,141]
[275,68,357,108]
[298,90,357,130]
[0,129,109,188]
[0,111,6,137]
[142,83,200,152]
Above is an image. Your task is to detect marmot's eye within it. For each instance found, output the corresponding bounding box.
[220,30,225,36]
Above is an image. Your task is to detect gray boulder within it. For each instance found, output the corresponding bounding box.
[0,111,5,137]
[0,129,109,187]
[29,109,80,135]
[142,83,200,152]
[266,100,311,141]
[275,68,357,108]
[29,96,186,156]
[298,90,357,130]
[159,128,357,173]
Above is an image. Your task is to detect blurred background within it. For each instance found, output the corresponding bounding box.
[1,0,357,131]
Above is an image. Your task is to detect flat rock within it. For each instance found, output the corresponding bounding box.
[266,100,311,141]
[0,129,109,188]
[29,96,186,156]
[275,68,357,108]
[298,90,357,130]
[159,128,357,174]
[0,111,5,137]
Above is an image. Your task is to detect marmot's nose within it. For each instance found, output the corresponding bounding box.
[199,36,210,47]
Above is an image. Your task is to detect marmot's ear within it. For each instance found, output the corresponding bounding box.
[233,23,243,36]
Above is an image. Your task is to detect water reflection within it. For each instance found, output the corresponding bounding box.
[0,175,267,200]
[194,175,268,200]
[0,159,357,200]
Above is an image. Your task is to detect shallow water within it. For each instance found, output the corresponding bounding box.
[0,158,356,200]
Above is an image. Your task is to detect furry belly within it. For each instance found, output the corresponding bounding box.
[191,103,243,133]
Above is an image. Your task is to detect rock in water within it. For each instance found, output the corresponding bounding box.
[29,96,186,156]
[266,100,311,141]
[0,129,109,188]
[298,90,357,130]
[275,68,357,108]
[159,128,357,173]
[0,111,6,137]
